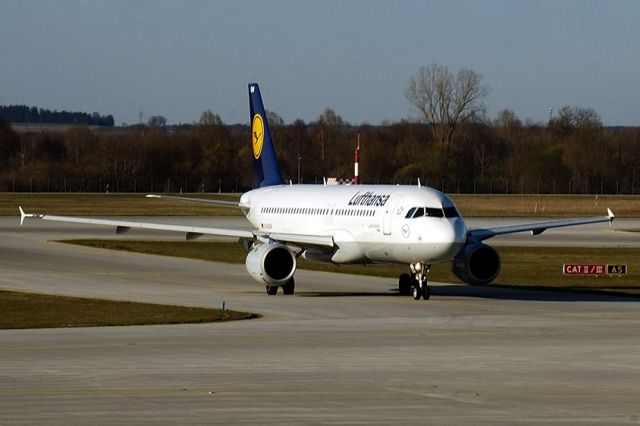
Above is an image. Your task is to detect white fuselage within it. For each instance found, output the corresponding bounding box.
[240,184,467,265]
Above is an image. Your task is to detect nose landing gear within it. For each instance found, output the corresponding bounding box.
[398,262,430,300]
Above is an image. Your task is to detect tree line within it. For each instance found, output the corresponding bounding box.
[1,112,638,194]
[0,105,114,126]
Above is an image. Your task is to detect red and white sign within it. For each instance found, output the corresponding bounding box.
[563,264,606,275]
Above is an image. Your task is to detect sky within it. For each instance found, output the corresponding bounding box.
[1,0,639,126]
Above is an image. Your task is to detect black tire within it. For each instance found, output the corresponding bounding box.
[266,285,278,295]
[423,285,431,300]
[398,273,412,296]
[282,278,295,295]
[412,285,422,300]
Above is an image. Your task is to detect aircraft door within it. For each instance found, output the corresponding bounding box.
[383,195,403,235]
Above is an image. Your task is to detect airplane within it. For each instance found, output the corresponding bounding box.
[19,83,615,301]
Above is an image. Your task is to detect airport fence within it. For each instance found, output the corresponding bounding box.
[0,176,244,194]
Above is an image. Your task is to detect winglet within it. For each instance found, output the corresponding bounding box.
[19,206,30,226]
[607,208,615,224]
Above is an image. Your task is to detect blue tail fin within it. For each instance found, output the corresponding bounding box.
[248,83,285,188]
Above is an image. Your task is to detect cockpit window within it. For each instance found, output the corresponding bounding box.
[405,206,446,219]
[443,206,459,218]
[425,207,444,218]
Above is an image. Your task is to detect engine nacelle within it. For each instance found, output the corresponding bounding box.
[245,243,296,286]
[451,242,501,286]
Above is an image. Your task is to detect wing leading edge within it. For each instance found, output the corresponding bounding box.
[466,208,615,241]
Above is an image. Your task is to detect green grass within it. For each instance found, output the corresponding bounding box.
[0,289,259,329]
[62,240,640,297]
[450,194,640,218]
[0,193,240,216]
[2,193,638,217]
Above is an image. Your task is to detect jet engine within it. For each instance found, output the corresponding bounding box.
[451,242,501,286]
[245,243,296,286]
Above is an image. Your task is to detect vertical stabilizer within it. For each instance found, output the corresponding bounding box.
[248,83,285,188]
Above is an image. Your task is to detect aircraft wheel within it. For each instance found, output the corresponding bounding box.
[423,284,431,300]
[398,273,412,295]
[412,285,422,300]
[266,285,278,295]
[282,278,295,295]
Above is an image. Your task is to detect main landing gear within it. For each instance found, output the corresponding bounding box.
[265,277,296,296]
[398,262,430,301]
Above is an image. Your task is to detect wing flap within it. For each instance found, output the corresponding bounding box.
[267,232,335,250]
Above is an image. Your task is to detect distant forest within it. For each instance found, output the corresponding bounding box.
[0,106,639,194]
[0,105,114,126]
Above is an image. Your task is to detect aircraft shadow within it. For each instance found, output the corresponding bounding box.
[300,284,640,303]
[430,284,640,303]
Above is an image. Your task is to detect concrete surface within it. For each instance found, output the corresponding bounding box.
[1,217,640,425]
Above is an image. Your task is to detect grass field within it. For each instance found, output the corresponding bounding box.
[1,193,638,217]
[1,193,239,216]
[62,240,640,297]
[450,194,639,217]
[0,289,259,329]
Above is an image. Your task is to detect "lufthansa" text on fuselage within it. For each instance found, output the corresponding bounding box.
[347,191,391,207]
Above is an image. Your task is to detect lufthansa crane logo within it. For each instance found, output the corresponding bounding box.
[252,114,264,159]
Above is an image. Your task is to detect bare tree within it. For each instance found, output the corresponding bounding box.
[148,115,167,128]
[405,64,489,149]
[266,110,285,127]
[199,110,223,126]
[318,107,345,127]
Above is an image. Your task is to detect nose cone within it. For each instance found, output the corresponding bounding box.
[414,217,467,262]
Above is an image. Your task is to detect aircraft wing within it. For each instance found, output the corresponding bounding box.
[145,194,239,207]
[466,208,615,241]
[18,207,335,249]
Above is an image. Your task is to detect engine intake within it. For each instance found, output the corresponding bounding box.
[452,242,501,286]
[245,243,296,286]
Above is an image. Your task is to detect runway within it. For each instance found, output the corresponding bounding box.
[1,217,640,424]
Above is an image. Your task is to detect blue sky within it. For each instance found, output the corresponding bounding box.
[1,0,639,125]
